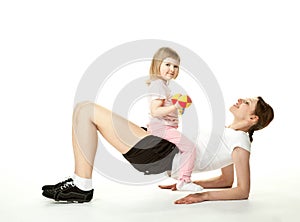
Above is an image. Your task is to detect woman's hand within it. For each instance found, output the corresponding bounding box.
[159,184,208,204]
[174,193,207,204]
[158,183,177,191]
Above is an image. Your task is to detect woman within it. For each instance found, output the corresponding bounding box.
[42,96,274,204]
[161,97,274,204]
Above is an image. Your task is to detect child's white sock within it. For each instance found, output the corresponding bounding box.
[176,180,203,192]
[72,174,93,191]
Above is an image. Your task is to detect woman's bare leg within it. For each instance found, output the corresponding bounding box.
[72,102,149,179]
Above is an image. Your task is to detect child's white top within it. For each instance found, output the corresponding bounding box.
[171,127,251,176]
[148,79,179,127]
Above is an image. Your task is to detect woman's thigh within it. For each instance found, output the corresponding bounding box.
[90,103,150,154]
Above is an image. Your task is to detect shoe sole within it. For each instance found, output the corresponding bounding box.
[59,200,90,203]
[42,191,92,203]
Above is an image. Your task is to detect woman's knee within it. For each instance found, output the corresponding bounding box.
[73,101,95,119]
[74,101,93,110]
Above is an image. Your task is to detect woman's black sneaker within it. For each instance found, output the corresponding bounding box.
[42,178,73,191]
[42,179,93,203]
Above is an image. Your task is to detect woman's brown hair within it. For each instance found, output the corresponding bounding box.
[248,96,274,142]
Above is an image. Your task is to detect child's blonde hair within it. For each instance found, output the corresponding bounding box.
[146,47,180,85]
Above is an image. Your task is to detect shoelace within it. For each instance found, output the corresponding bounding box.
[55,177,73,188]
[59,181,75,191]
[54,180,76,201]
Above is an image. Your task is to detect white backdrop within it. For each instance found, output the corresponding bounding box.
[0,0,299,221]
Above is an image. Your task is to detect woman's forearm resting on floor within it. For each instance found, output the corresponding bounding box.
[174,186,249,204]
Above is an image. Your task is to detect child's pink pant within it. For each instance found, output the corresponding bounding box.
[148,122,196,182]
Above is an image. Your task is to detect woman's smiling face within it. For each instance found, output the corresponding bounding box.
[230,98,259,121]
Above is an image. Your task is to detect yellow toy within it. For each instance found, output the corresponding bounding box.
[171,94,192,115]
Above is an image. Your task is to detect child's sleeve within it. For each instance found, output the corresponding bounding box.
[148,81,167,101]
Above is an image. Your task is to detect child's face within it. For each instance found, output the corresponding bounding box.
[159,58,179,81]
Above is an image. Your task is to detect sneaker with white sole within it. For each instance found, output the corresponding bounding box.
[42,178,93,203]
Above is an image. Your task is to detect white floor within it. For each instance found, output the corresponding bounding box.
[1,167,299,222]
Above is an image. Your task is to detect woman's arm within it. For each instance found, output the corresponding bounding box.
[159,165,234,190]
[175,147,250,204]
[150,99,176,117]
[193,164,234,188]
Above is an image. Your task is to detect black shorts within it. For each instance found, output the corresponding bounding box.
[123,135,179,175]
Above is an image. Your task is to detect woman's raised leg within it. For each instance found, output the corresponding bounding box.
[72,101,149,178]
